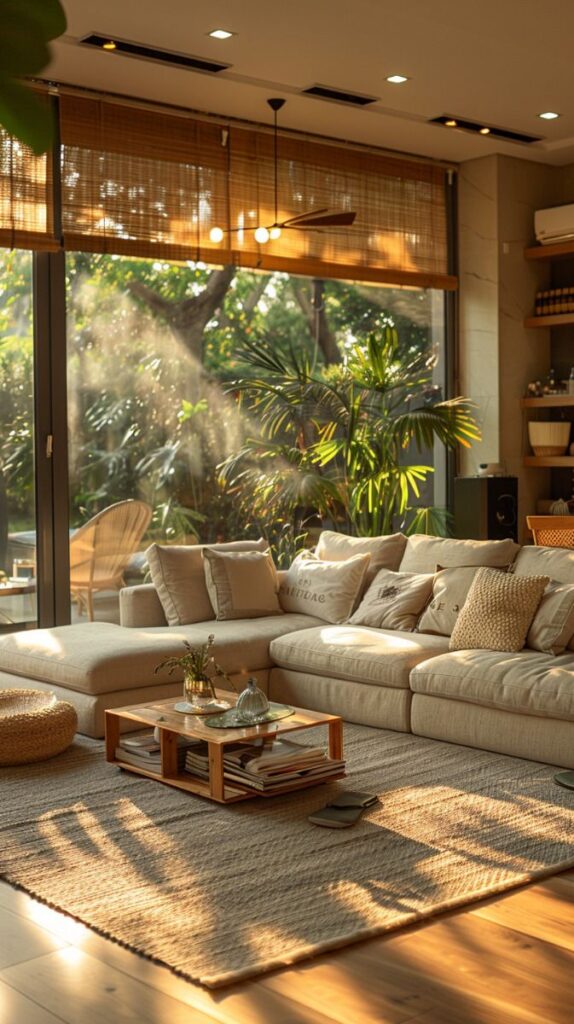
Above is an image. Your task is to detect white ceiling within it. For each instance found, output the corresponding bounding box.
[46,0,574,166]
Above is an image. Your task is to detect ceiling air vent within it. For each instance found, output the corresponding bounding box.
[430,115,541,145]
[79,34,231,74]
[302,85,378,107]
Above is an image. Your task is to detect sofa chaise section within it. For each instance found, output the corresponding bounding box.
[410,649,574,768]
[0,614,323,737]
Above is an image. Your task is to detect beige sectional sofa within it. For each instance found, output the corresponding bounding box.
[0,533,573,770]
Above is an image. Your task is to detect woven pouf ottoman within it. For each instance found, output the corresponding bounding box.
[0,689,77,766]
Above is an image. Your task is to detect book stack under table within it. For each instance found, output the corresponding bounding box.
[184,737,345,794]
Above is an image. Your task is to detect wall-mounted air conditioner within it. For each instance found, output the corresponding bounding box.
[535,204,574,245]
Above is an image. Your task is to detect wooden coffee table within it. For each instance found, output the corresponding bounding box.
[105,692,344,804]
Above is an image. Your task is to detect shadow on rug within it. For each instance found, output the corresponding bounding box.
[1,724,573,987]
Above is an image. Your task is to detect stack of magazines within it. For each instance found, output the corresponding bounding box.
[115,730,195,775]
[185,737,345,792]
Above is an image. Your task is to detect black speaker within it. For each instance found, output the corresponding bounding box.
[454,476,518,542]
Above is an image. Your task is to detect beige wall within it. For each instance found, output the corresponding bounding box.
[458,153,560,536]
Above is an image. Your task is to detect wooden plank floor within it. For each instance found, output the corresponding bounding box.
[0,869,573,1024]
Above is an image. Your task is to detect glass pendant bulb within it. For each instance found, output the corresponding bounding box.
[209,226,224,243]
[269,226,282,240]
[254,226,270,244]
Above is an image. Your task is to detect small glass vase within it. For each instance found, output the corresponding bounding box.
[236,677,270,723]
[183,673,216,708]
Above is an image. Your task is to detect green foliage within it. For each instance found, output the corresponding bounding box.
[0,0,66,153]
[0,249,464,554]
[219,328,480,538]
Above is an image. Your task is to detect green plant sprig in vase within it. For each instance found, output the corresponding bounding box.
[155,634,237,709]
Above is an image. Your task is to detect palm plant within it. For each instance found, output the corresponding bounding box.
[219,327,480,541]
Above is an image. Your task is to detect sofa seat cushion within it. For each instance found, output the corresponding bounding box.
[270,625,449,689]
[0,615,322,697]
[410,649,574,721]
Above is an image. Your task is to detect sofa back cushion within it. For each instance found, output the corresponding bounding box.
[146,538,267,626]
[279,551,370,624]
[315,531,406,585]
[399,534,519,574]
[203,548,282,621]
[349,568,434,631]
[512,545,574,584]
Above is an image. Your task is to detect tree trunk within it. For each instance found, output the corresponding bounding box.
[127,265,236,365]
[291,278,341,364]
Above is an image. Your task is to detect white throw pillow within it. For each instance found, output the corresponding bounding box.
[527,580,574,655]
[279,551,370,624]
[203,549,281,621]
[349,568,434,631]
[146,539,267,625]
[315,531,407,585]
[418,565,486,637]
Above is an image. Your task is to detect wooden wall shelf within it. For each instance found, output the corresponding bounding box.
[524,240,574,261]
[524,456,574,468]
[524,313,574,328]
[521,396,574,407]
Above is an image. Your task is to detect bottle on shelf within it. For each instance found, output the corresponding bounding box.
[543,368,557,394]
[569,367,574,396]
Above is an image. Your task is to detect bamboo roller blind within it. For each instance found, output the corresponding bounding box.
[1,92,455,288]
[0,128,56,252]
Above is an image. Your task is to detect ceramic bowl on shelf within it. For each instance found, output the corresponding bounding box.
[528,421,571,456]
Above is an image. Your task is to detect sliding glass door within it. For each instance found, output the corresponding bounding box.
[0,249,38,630]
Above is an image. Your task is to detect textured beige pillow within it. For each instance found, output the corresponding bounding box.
[279,551,370,623]
[399,535,519,574]
[418,565,508,637]
[527,581,574,655]
[315,531,407,585]
[146,539,267,625]
[449,568,549,653]
[203,549,281,620]
[349,568,434,631]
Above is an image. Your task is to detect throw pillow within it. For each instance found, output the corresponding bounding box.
[449,568,549,653]
[279,551,370,624]
[146,538,267,625]
[399,534,519,574]
[203,549,281,621]
[315,531,407,585]
[348,568,434,631]
[527,580,574,655]
[418,565,507,637]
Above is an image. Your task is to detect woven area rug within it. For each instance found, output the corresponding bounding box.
[1,724,574,988]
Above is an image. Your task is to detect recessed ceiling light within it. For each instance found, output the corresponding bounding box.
[102,40,116,50]
[208,29,234,40]
[386,74,409,84]
[538,111,560,120]
[479,127,491,135]
[445,119,457,127]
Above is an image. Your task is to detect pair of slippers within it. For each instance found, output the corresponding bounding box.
[308,790,378,828]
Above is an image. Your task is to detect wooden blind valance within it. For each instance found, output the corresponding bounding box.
[0,127,56,252]
[2,92,454,288]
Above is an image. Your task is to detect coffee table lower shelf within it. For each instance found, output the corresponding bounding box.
[111,757,346,803]
[105,697,345,805]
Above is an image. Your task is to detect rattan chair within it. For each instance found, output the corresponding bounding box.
[526,515,574,549]
[70,499,152,620]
